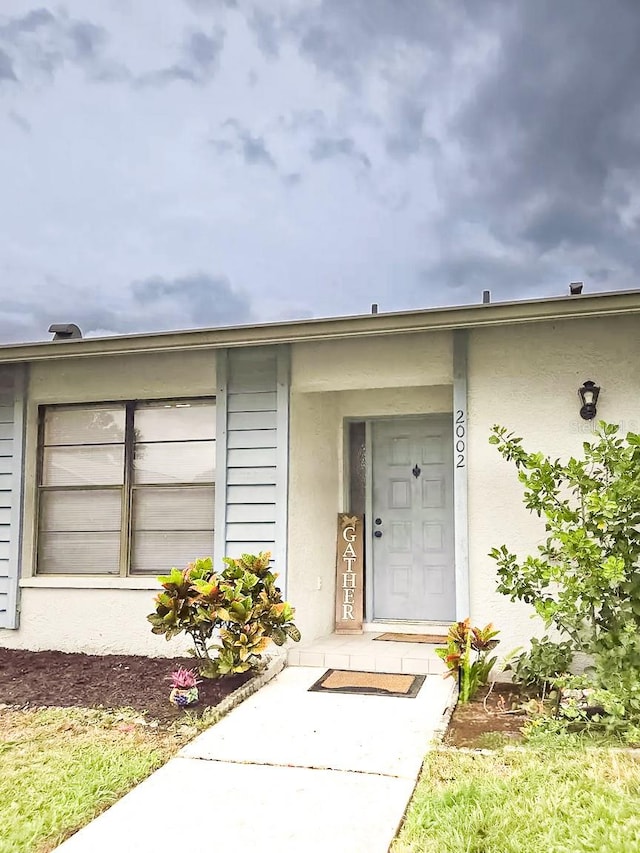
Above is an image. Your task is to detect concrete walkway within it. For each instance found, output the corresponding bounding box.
[56,666,454,853]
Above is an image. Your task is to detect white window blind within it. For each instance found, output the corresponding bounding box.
[37,399,215,576]
[38,405,124,575]
[131,401,216,575]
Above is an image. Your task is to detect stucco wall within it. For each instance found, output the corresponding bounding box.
[467,315,640,652]
[0,349,216,656]
[292,331,452,391]
[0,587,191,657]
[28,349,217,404]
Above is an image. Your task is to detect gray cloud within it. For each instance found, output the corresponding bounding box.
[453,2,640,253]
[211,119,277,169]
[137,28,225,87]
[310,136,371,169]
[385,99,435,160]
[0,9,224,90]
[241,133,276,168]
[2,0,640,346]
[0,48,16,82]
[186,0,237,11]
[0,273,252,343]
[67,20,106,61]
[420,253,551,297]
[249,9,280,58]
[281,0,490,89]
[8,110,30,132]
[0,8,55,37]
[0,7,111,82]
[131,273,250,327]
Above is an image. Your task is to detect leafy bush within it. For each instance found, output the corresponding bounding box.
[148,553,301,677]
[489,422,640,724]
[507,636,574,690]
[436,619,500,703]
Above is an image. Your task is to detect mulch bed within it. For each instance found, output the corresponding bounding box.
[0,648,253,724]
[445,682,527,747]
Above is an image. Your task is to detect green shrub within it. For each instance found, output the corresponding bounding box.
[507,636,574,690]
[147,553,301,677]
[489,422,640,726]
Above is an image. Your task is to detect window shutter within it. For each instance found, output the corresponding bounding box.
[0,366,26,630]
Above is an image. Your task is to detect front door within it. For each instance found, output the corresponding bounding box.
[371,416,455,621]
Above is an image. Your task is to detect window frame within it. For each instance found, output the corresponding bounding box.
[35,396,216,577]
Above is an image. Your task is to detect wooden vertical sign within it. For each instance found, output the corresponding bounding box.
[335,514,364,634]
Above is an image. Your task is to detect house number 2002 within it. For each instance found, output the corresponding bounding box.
[455,409,466,468]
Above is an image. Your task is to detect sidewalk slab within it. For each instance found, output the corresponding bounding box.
[56,757,415,853]
[181,666,453,778]
[56,665,454,852]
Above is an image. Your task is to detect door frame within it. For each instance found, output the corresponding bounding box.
[345,413,461,625]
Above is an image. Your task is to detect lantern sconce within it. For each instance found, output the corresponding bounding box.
[578,379,600,421]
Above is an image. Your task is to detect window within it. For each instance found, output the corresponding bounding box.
[37,399,216,576]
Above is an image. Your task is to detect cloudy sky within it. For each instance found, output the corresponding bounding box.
[1,1,639,342]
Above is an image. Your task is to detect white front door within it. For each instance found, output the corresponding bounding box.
[371,416,455,621]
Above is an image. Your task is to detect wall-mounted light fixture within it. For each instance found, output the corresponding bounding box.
[578,379,600,420]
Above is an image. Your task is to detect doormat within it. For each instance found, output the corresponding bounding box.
[374,632,446,644]
[309,669,426,698]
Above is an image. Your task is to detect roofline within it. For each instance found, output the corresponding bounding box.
[0,288,638,363]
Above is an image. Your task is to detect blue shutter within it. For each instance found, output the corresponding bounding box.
[0,366,26,630]
[214,347,289,591]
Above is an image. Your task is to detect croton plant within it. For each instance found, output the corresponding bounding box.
[148,552,301,678]
[436,619,500,703]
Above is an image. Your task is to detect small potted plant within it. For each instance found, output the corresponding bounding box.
[168,666,201,708]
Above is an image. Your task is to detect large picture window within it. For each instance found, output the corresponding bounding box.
[37,399,215,576]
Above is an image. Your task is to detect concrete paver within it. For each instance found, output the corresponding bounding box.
[56,665,454,853]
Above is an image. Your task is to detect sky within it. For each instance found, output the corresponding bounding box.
[1,0,640,342]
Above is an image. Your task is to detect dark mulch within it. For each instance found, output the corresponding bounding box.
[0,648,253,724]
[445,682,527,747]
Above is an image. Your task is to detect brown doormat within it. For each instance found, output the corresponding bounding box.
[374,632,447,644]
[309,669,426,698]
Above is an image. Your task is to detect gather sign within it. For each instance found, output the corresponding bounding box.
[334,513,364,634]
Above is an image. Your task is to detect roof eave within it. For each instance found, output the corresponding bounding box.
[0,289,638,363]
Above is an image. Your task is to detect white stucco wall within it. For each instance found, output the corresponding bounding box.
[467,315,640,653]
[292,330,452,391]
[0,349,216,656]
[0,587,192,656]
[287,391,340,642]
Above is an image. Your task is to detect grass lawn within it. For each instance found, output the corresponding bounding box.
[0,706,191,853]
[393,743,640,853]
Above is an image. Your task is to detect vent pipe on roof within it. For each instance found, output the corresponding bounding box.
[371,303,379,314]
[570,282,584,295]
[482,290,491,304]
[48,323,83,341]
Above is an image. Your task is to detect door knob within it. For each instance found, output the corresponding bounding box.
[374,530,383,538]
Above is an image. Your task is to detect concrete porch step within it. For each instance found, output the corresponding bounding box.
[287,633,448,676]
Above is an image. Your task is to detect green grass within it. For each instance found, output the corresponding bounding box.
[0,707,182,853]
[393,744,640,853]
